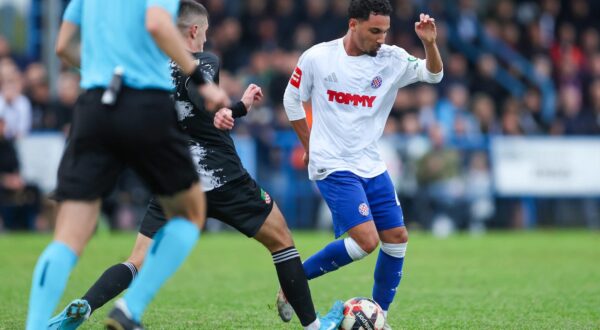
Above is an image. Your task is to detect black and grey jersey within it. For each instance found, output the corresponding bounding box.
[171,52,247,191]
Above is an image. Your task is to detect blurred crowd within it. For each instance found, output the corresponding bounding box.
[1,0,600,233]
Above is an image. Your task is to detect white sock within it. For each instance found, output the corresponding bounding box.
[304,317,321,330]
[383,310,388,319]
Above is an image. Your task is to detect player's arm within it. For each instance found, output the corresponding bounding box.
[416,13,443,74]
[146,5,229,109]
[214,84,263,130]
[283,78,311,156]
[289,115,311,154]
[283,50,314,163]
[55,21,80,67]
[56,0,82,67]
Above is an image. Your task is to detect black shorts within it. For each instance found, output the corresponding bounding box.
[139,174,273,238]
[55,88,198,200]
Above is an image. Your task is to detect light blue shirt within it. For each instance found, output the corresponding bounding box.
[63,0,179,90]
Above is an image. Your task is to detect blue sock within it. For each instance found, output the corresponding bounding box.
[372,248,405,311]
[27,241,78,330]
[303,239,353,280]
[123,218,199,322]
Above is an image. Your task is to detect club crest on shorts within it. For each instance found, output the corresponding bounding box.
[260,189,272,204]
[358,203,370,216]
[370,75,382,89]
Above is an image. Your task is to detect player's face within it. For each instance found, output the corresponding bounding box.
[351,14,390,56]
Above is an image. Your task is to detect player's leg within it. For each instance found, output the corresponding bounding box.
[50,199,165,330]
[303,171,378,280]
[82,198,166,316]
[367,171,408,325]
[81,234,149,312]
[28,91,123,330]
[256,205,345,330]
[375,227,407,315]
[110,183,205,326]
[27,200,100,330]
[47,234,148,330]
[255,203,327,328]
[208,176,343,330]
[104,89,205,328]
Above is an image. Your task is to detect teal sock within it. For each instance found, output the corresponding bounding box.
[27,241,78,330]
[123,218,199,322]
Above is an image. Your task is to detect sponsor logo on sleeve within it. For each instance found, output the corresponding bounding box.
[290,67,302,88]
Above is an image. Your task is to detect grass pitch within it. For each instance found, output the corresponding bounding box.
[1,230,599,329]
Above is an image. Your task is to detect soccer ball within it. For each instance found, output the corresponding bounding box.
[339,297,385,330]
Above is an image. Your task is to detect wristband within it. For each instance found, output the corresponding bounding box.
[231,101,248,118]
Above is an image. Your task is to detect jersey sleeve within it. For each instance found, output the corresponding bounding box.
[283,50,314,120]
[63,0,83,25]
[392,47,443,89]
[289,50,314,102]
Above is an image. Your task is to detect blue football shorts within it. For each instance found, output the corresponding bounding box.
[316,170,405,238]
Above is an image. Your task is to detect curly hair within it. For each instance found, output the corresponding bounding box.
[348,0,393,21]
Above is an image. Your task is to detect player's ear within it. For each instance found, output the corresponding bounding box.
[349,18,358,31]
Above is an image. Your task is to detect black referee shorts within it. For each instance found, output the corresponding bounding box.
[139,175,274,238]
[55,88,198,200]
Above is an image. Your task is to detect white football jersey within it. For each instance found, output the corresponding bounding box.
[285,38,443,180]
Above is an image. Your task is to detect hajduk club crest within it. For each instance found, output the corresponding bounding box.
[371,75,382,89]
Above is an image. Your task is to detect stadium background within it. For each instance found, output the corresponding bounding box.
[1,1,600,329]
[1,0,600,234]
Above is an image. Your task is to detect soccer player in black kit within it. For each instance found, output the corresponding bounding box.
[49,2,343,330]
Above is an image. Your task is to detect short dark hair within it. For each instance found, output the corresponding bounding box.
[178,0,209,28]
[348,0,392,21]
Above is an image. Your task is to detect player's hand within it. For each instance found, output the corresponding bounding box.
[198,82,231,111]
[214,108,235,130]
[415,13,437,44]
[303,151,309,166]
[241,83,263,112]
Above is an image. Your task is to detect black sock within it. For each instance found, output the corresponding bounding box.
[272,247,317,326]
[82,262,137,313]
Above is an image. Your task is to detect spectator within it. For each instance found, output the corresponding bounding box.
[554,85,595,135]
[47,71,80,135]
[470,53,507,106]
[23,62,51,130]
[471,93,501,135]
[464,151,494,233]
[519,87,546,134]
[416,125,465,228]
[0,62,31,139]
[0,114,40,230]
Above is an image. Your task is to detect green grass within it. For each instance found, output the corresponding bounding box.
[1,230,599,329]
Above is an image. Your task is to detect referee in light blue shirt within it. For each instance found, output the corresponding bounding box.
[25,1,229,329]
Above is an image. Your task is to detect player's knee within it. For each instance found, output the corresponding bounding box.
[382,227,409,244]
[355,235,379,254]
[398,228,409,243]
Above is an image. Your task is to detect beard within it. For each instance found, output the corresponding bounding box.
[365,44,381,57]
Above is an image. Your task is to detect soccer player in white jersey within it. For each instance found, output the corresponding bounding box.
[278,0,443,328]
